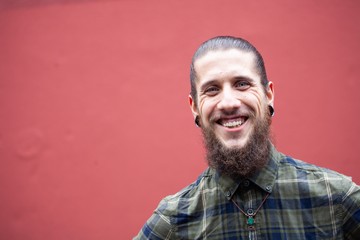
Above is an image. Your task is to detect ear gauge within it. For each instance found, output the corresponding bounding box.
[269,105,275,117]
[195,116,201,127]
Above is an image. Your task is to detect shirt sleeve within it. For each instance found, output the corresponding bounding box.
[134,199,176,240]
[342,179,360,240]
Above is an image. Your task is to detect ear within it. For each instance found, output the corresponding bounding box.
[266,81,275,107]
[189,94,199,118]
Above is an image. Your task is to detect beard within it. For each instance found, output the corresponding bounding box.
[201,111,272,180]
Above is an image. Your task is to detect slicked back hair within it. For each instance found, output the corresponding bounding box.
[190,36,268,107]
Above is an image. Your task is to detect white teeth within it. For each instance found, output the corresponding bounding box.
[223,120,243,128]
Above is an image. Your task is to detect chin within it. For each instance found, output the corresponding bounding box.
[221,138,248,149]
[216,128,252,149]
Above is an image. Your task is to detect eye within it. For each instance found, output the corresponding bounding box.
[235,81,251,90]
[204,86,219,96]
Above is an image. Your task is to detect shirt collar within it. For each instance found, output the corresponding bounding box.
[214,144,283,200]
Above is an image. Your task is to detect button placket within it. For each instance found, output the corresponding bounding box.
[243,180,250,187]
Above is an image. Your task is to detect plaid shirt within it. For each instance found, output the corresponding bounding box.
[135,146,360,239]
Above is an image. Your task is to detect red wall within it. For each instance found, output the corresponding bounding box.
[1,0,359,239]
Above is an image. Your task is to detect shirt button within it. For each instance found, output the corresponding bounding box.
[265,186,272,192]
[243,180,250,187]
[247,208,254,216]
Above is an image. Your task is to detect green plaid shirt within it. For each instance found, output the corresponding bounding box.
[135,146,360,239]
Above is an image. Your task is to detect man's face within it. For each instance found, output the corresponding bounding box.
[189,49,274,150]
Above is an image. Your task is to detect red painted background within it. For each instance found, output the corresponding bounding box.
[1,0,359,239]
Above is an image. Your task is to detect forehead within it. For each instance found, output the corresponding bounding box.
[194,48,259,83]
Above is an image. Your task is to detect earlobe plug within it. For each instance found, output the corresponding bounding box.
[195,116,201,127]
[269,105,275,117]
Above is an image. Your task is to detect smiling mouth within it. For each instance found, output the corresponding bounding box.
[217,117,248,129]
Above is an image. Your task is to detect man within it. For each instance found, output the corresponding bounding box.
[135,36,360,239]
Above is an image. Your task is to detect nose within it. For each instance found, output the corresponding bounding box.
[217,87,241,111]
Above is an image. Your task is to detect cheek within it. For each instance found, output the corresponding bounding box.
[198,101,208,118]
[198,98,215,118]
[243,92,266,115]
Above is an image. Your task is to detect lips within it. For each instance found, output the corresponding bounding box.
[217,117,247,129]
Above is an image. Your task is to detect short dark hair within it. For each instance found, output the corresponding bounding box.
[190,36,268,106]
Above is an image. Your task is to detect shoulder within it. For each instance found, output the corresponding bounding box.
[276,154,359,201]
[278,155,352,180]
[135,168,216,239]
[158,168,216,217]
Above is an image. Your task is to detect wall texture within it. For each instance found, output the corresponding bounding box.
[1,0,359,239]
